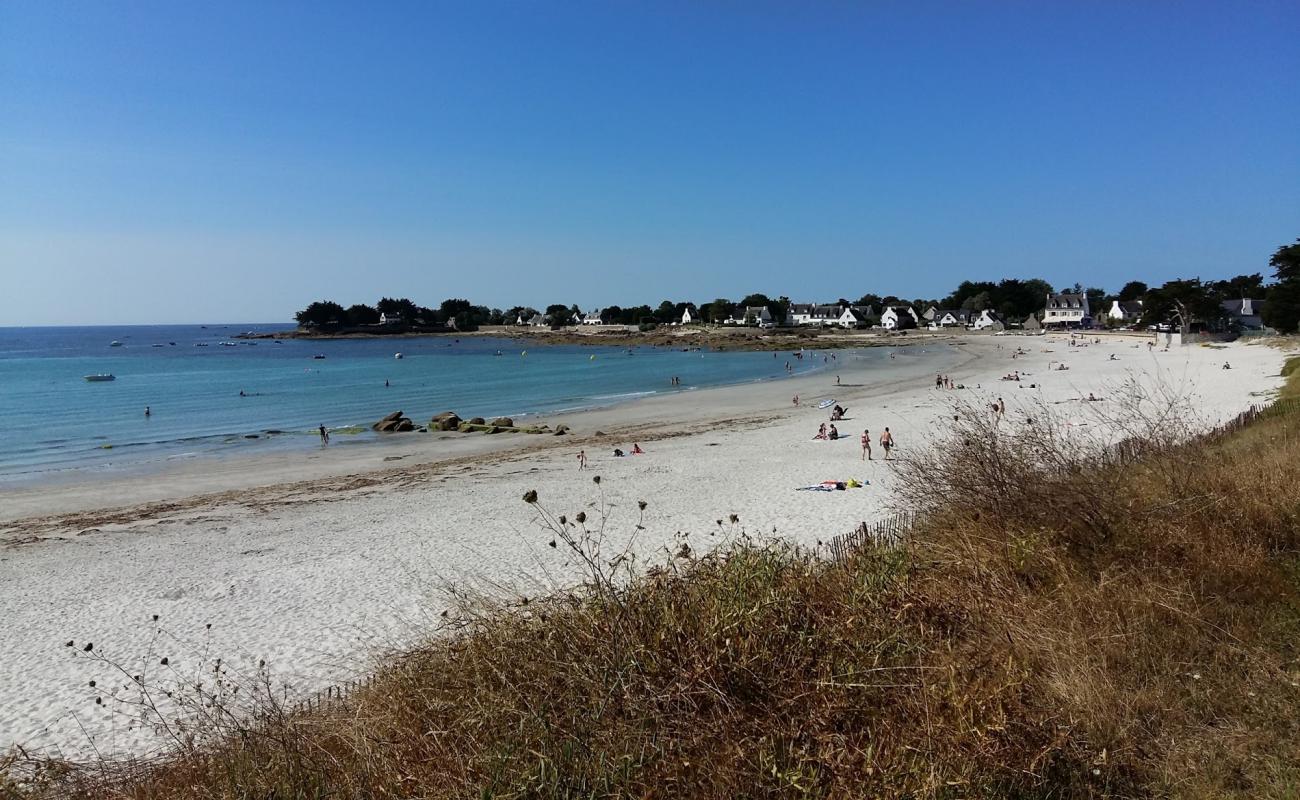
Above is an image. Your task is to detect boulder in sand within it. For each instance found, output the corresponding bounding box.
[430,411,462,431]
[468,417,486,426]
[489,417,514,428]
[374,411,415,432]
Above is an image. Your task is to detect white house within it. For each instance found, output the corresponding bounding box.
[972,309,1004,331]
[1043,292,1091,327]
[1222,298,1266,330]
[379,312,402,325]
[1107,299,1143,323]
[581,310,604,325]
[928,309,970,329]
[680,307,695,325]
[726,306,774,326]
[880,305,918,330]
[836,307,865,328]
[527,313,547,327]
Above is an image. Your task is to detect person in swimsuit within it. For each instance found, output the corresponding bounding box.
[861,429,871,461]
[319,424,329,445]
[880,427,894,459]
[577,450,588,470]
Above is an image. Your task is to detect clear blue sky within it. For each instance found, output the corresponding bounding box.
[2,1,1297,325]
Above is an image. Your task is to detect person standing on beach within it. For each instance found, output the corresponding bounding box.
[793,394,799,406]
[577,449,588,470]
[880,427,894,460]
[319,424,329,445]
[861,429,871,460]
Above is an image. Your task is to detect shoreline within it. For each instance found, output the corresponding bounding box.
[1,334,1290,757]
[244,324,964,351]
[0,341,970,528]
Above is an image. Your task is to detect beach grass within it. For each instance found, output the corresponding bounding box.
[7,369,1300,798]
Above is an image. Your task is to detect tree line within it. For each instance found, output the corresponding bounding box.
[294,238,1300,333]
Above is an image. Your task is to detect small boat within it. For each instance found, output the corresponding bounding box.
[313,354,326,359]
[219,341,238,346]
[84,374,116,382]
[194,342,209,347]
[394,353,403,359]
[109,340,123,347]
[152,344,164,348]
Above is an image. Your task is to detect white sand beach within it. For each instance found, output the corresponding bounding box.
[0,333,1290,758]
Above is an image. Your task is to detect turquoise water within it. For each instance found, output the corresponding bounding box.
[0,325,918,485]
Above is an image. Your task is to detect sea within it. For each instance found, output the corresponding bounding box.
[0,325,945,487]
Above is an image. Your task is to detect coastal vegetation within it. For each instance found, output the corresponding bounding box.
[290,238,1297,335]
[7,359,1300,798]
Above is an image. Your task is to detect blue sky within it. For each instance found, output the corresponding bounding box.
[2,1,1297,325]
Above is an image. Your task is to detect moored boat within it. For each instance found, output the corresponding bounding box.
[84,374,116,382]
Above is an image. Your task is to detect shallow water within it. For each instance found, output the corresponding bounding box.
[0,325,912,484]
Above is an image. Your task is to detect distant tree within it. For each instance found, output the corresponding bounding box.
[773,296,792,325]
[960,291,992,312]
[1141,279,1223,334]
[739,293,771,308]
[601,305,623,324]
[487,308,505,325]
[345,303,380,325]
[654,300,677,324]
[376,297,420,319]
[1270,238,1300,283]
[1263,239,1300,332]
[943,281,997,310]
[1207,273,1266,300]
[440,298,473,318]
[1118,281,1148,301]
[505,306,537,324]
[856,293,883,308]
[1084,287,1107,313]
[708,298,733,324]
[1264,282,1300,333]
[620,304,653,325]
[545,304,573,326]
[295,300,347,328]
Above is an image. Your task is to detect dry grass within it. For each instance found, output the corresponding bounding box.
[6,361,1300,799]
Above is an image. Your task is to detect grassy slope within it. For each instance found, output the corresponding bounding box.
[6,358,1300,799]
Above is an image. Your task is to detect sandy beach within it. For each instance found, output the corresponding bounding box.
[0,333,1289,758]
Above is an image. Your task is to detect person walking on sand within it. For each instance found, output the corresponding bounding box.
[861,429,872,461]
[577,449,588,470]
[319,424,329,445]
[792,394,799,406]
[880,427,894,460]
[836,375,841,386]
[997,397,1005,416]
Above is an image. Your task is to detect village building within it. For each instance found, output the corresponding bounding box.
[1221,298,1267,331]
[1043,292,1091,328]
[1107,299,1143,323]
[880,305,919,330]
[972,308,1004,331]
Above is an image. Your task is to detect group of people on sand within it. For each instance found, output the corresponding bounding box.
[814,422,840,441]
[577,443,645,468]
[859,428,892,460]
[935,374,957,389]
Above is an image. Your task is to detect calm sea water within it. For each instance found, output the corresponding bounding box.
[0,325,937,485]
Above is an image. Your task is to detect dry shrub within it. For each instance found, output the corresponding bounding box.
[7,367,1300,799]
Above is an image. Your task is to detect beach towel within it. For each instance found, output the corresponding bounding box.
[796,485,836,492]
